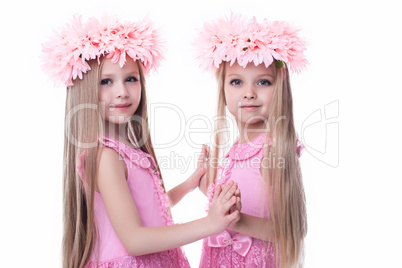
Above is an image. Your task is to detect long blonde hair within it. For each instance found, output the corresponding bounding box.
[210,62,307,267]
[62,57,162,268]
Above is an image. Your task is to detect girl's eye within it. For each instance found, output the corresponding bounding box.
[258,79,272,86]
[100,79,111,85]
[230,79,243,86]
[126,76,138,82]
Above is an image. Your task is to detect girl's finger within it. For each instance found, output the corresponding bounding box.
[218,181,235,202]
[221,195,237,213]
[234,188,241,209]
[221,182,237,203]
[224,210,240,223]
[201,144,207,157]
[198,145,207,166]
[212,185,222,202]
[234,188,240,197]
[221,184,229,192]
[204,147,211,171]
[236,196,242,211]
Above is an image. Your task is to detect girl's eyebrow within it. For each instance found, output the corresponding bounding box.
[257,73,275,79]
[126,72,140,76]
[226,73,242,78]
[100,74,113,77]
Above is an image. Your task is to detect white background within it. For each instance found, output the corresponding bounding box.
[1,0,401,267]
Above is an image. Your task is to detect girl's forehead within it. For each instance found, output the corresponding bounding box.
[225,62,276,76]
[101,57,139,74]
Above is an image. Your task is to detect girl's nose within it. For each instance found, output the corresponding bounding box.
[243,86,256,99]
[116,83,129,98]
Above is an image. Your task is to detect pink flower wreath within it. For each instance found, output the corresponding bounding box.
[195,13,308,73]
[42,14,165,87]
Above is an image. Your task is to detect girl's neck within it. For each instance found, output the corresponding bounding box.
[237,121,267,144]
[104,122,133,148]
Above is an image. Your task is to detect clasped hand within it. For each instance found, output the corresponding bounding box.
[207,180,242,234]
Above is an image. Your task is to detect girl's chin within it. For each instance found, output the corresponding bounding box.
[239,120,267,128]
[104,117,131,125]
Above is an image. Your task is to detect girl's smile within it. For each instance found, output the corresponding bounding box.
[108,103,133,111]
[239,104,262,111]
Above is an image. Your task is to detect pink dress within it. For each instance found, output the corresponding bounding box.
[199,133,303,268]
[77,135,190,268]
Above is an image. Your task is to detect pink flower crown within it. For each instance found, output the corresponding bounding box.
[42,14,165,87]
[195,13,308,73]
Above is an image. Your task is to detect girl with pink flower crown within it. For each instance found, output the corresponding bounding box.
[195,14,308,268]
[42,15,241,268]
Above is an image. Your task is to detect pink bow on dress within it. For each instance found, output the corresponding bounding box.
[207,231,252,257]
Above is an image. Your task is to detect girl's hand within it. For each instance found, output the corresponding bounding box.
[186,144,209,192]
[207,181,240,234]
[222,184,241,213]
[223,184,242,230]
[198,145,210,195]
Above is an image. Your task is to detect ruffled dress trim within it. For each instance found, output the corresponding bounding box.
[200,238,277,268]
[86,248,190,268]
[100,135,174,226]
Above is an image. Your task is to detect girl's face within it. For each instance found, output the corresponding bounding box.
[99,57,141,125]
[224,61,275,130]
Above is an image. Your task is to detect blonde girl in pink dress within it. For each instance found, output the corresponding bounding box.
[42,15,241,268]
[195,14,308,267]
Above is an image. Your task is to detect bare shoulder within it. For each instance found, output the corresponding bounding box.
[97,147,126,170]
[96,147,127,187]
[97,147,122,164]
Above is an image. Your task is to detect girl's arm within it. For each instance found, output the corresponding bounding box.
[224,184,275,242]
[229,213,274,242]
[97,147,239,256]
[168,145,208,206]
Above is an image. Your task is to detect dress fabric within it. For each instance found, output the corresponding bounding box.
[199,133,303,268]
[77,135,190,268]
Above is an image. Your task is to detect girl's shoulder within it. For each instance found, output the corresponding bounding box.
[96,146,128,183]
[76,146,127,193]
[100,135,151,160]
[97,146,125,166]
[99,134,157,172]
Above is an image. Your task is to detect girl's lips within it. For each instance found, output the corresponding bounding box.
[109,103,132,110]
[240,105,261,111]
[111,103,132,108]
